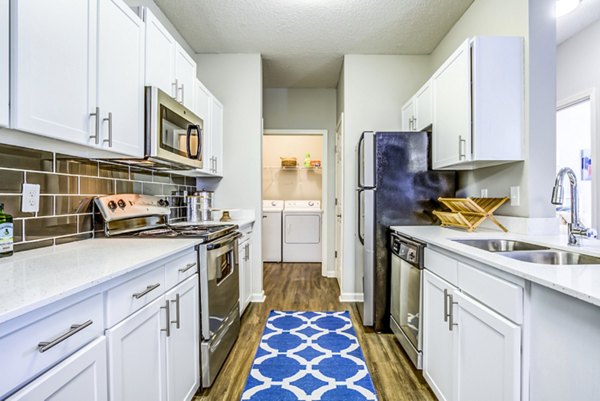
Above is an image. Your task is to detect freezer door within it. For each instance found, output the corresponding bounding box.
[361,189,375,326]
[358,131,375,188]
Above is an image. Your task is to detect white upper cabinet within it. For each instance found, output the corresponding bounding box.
[415,79,432,131]
[195,79,212,173]
[401,98,415,131]
[432,37,524,170]
[210,97,224,176]
[97,0,145,157]
[143,9,196,110]
[11,0,97,144]
[144,8,177,98]
[10,0,144,157]
[174,44,196,110]
[0,0,9,127]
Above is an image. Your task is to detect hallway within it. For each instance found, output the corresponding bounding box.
[194,263,435,401]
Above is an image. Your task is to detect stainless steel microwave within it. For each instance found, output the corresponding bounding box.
[145,86,204,169]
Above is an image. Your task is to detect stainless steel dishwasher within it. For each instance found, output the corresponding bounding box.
[390,232,425,369]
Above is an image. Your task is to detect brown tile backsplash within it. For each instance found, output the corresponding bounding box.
[79,176,115,195]
[0,170,24,193]
[26,172,78,194]
[0,144,53,172]
[0,143,196,253]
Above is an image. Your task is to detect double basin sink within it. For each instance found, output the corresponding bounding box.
[452,239,600,265]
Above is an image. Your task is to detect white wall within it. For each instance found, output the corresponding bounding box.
[340,55,431,298]
[263,88,337,276]
[194,54,265,300]
[427,0,556,219]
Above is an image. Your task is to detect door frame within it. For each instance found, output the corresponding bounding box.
[262,129,330,276]
[557,89,597,230]
[334,115,344,288]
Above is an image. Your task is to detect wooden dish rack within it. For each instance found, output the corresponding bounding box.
[433,197,509,232]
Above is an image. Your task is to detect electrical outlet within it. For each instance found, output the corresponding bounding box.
[480,189,488,198]
[21,183,41,213]
[510,186,520,207]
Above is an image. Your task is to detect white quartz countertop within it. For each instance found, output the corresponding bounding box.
[0,238,202,325]
[391,226,600,307]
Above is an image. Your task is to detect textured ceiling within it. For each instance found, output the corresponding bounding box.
[154,0,474,88]
[557,0,600,44]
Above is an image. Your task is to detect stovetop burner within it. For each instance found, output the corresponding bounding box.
[127,223,237,241]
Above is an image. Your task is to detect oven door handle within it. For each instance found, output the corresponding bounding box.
[206,232,242,250]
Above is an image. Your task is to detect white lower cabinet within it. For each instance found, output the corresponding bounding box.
[7,337,108,401]
[165,276,200,401]
[423,268,522,401]
[107,295,168,401]
[238,226,253,315]
[106,274,199,401]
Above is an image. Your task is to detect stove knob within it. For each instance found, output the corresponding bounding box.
[107,200,117,210]
[158,199,169,207]
[117,199,126,208]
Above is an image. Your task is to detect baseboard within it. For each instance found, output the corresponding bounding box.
[250,291,266,303]
[339,293,364,303]
[323,270,336,278]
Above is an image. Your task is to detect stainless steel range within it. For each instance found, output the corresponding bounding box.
[95,194,241,388]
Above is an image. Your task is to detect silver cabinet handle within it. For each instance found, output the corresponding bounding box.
[103,112,113,147]
[172,79,179,99]
[180,84,185,104]
[132,283,160,299]
[179,262,196,273]
[171,294,181,329]
[448,294,458,331]
[161,300,171,337]
[38,320,93,353]
[443,289,450,322]
[89,107,100,145]
[244,244,250,261]
[458,135,466,160]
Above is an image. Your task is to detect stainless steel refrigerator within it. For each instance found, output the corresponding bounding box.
[357,131,456,331]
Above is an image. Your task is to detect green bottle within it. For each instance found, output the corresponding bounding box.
[0,202,13,257]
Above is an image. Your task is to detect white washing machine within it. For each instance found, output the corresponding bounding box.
[282,200,323,263]
[262,200,284,262]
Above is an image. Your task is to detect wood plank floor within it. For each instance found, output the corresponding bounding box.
[193,263,436,401]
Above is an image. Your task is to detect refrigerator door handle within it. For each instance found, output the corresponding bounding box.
[357,188,365,245]
[358,133,364,187]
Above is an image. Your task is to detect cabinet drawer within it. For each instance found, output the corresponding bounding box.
[105,264,165,328]
[424,248,458,285]
[165,250,198,289]
[0,293,103,398]
[458,262,523,324]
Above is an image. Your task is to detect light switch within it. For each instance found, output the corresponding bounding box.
[510,186,520,207]
[480,189,488,198]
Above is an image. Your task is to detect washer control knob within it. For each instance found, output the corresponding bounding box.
[308,201,314,206]
[107,200,117,210]
[117,199,126,208]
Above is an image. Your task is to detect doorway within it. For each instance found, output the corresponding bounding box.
[262,129,329,274]
[556,91,597,229]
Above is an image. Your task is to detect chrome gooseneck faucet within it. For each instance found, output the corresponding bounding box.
[551,167,597,245]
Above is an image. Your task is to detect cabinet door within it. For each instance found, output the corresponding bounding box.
[0,0,8,127]
[238,241,247,315]
[165,276,200,401]
[415,80,432,131]
[211,97,224,175]
[97,0,145,157]
[144,8,176,97]
[174,44,196,110]
[423,270,456,401]
[107,296,167,401]
[241,240,252,314]
[401,99,414,131]
[454,291,521,401]
[195,79,213,172]
[7,337,108,401]
[10,0,97,144]
[432,39,471,169]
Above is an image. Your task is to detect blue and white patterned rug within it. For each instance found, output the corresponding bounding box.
[241,310,378,401]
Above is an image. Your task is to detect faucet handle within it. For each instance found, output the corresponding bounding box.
[585,228,597,239]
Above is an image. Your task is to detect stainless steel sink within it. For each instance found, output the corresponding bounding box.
[452,239,550,252]
[500,250,600,265]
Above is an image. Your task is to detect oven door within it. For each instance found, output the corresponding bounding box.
[146,87,204,169]
[198,232,241,340]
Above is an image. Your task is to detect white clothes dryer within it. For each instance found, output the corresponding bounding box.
[282,200,323,263]
[262,200,284,262]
